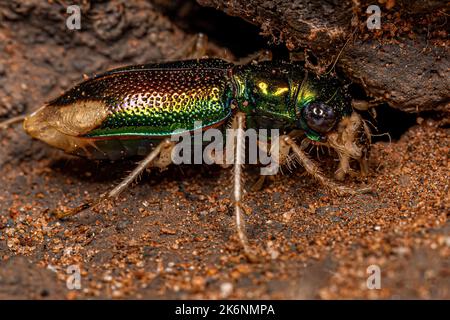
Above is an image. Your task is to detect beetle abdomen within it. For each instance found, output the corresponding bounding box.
[24,59,234,157]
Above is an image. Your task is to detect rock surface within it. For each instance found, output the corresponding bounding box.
[0,0,448,299]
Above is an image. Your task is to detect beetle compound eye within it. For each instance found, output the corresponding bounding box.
[302,101,337,133]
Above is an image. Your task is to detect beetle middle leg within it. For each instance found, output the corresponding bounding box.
[236,49,273,65]
[54,139,175,219]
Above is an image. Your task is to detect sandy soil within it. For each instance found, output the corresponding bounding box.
[0,120,448,299]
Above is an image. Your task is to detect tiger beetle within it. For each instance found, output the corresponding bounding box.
[0,54,372,261]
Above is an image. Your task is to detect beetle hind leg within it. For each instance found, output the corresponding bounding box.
[230,112,260,261]
[54,139,175,219]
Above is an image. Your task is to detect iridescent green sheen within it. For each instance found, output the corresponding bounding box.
[232,61,351,139]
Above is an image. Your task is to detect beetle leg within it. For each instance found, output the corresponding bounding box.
[152,140,176,169]
[236,50,272,65]
[230,112,259,261]
[327,112,372,180]
[53,139,174,219]
[168,33,209,60]
[188,33,209,59]
[203,145,231,169]
[283,135,371,195]
[255,132,308,188]
[0,114,26,129]
[107,140,175,198]
[248,140,271,191]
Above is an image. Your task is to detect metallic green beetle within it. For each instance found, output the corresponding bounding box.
[17,58,371,259]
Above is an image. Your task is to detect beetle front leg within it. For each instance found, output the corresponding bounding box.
[0,114,27,129]
[327,112,372,180]
[54,139,175,219]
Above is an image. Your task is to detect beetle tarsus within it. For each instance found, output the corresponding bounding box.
[231,112,259,262]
